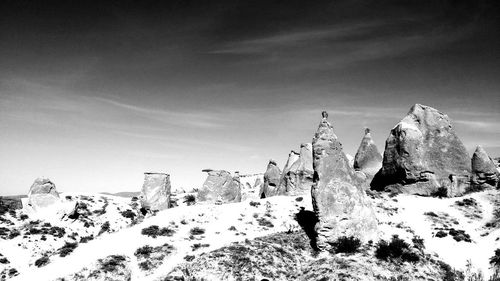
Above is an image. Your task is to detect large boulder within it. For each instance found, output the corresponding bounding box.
[259,160,282,198]
[27,178,60,209]
[278,143,314,195]
[471,145,499,188]
[354,128,383,178]
[197,170,241,204]
[371,104,471,197]
[140,172,171,211]
[311,111,378,250]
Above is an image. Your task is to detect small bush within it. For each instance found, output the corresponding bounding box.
[295,197,303,202]
[100,255,127,273]
[135,245,154,258]
[183,195,196,206]
[190,227,205,236]
[184,255,195,261]
[375,235,420,263]
[436,230,448,238]
[491,249,500,268]
[58,242,78,257]
[120,209,136,220]
[98,221,110,236]
[79,235,94,243]
[432,186,448,198]
[330,236,361,254]
[249,201,261,207]
[412,236,425,251]
[257,217,274,228]
[440,261,464,281]
[0,257,9,264]
[34,256,49,267]
[191,243,210,251]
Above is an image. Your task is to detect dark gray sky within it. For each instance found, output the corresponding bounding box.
[1,0,499,195]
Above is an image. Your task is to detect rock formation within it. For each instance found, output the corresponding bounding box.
[354,128,383,178]
[471,145,499,188]
[371,104,471,197]
[197,170,241,204]
[27,178,60,209]
[139,172,171,211]
[278,143,314,195]
[311,111,377,250]
[260,160,281,198]
[0,197,23,215]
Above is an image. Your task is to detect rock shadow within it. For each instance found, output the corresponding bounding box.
[294,207,319,251]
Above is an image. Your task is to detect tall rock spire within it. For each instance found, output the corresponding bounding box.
[353,128,383,178]
[311,111,377,250]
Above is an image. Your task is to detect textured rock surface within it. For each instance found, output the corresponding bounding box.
[371,104,471,197]
[140,173,171,211]
[197,170,241,204]
[354,128,383,178]
[311,112,378,250]
[471,146,499,188]
[260,160,282,198]
[27,178,60,209]
[278,143,314,196]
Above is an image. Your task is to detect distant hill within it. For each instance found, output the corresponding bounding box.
[100,191,141,198]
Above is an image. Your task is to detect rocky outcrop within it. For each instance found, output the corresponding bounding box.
[278,143,314,195]
[311,111,377,250]
[197,170,241,204]
[240,173,264,201]
[371,104,471,197]
[27,178,60,209]
[140,173,171,211]
[471,145,499,188]
[259,160,281,198]
[0,197,23,216]
[354,128,383,178]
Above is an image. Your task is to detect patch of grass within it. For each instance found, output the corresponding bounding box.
[190,227,205,236]
[456,198,477,207]
[58,242,78,257]
[375,235,420,263]
[329,236,361,254]
[141,225,176,238]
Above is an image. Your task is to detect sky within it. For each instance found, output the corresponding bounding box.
[1,0,499,195]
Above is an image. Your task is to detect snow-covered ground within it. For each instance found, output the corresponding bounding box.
[1,187,498,280]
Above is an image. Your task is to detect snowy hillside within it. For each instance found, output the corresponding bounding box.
[1,187,499,280]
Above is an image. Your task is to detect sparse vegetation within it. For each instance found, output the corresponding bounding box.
[190,227,205,236]
[58,242,78,257]
[249,201,260,207]
[34,256,49,267]
[329,236,361,254]
[192,243,210,251]
[257,217,274,228]
[98,221,110,236]
[120,209,136,220]
[375,235,420,263]
[99,255,127,273]
[135,243,175,271]
[141,225,176,238]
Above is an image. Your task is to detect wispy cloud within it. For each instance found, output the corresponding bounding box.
[90,96,226,129]
[208,18,472,71]
[454,120,500,130]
